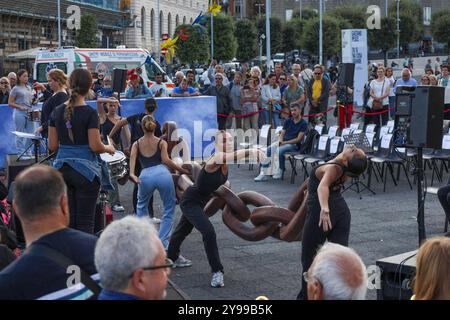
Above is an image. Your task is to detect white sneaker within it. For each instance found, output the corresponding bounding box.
[173,255,192,268]
[211,271,224,288]
[254,172,268,182]
[273,169,283,180]
[150,217,161,224]
[112,204,125,212]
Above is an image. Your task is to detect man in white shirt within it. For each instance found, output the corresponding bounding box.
[149,74,169,97]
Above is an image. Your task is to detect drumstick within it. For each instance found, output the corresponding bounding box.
[107,135,114,149]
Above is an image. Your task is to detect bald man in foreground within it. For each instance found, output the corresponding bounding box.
[303,242,367,300]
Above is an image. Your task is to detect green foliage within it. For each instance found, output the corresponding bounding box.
[173,24,210,65]
[368,17,397,65]
[302,16,351,60]
[234,19,258,62]
[256,16,283,53]
[293,8,318,20]
[75,14,99,48]
[330,5,366,29]
[206,13,237,62]
[431,12,450,54]
[388,0,423,48]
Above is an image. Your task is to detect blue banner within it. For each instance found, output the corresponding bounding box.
[0,96,218,168]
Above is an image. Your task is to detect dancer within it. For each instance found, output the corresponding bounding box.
[48,68,115,234]
[297,144,367,299]
[168,131,265,288]
[129,115,188,250]
[97,97,130,212]
[109,97,162,222]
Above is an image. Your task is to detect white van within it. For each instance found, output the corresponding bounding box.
[34,47,174,91]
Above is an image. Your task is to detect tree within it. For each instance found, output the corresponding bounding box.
[256,16,283,54]
[330,5,366,29]
[293,8,318,20]
[285,18,305,50]
[368,17,397,66]
[431,12,450,54]
[206,13,237,62]
[173,24,210,65]
[75,14,99,48]
[235,19,258,62]
[388,0,422,54]
[282,23,296,54]
[302,16,351,63]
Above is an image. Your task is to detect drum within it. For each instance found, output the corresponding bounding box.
[100,151,128,180]
[28,110,41,122]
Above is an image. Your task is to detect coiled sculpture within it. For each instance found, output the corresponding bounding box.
[172,162,308,242]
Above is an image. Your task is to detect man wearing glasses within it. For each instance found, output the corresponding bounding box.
[306,65,331,126]
[205,73,232,130]
[96,216,172,300]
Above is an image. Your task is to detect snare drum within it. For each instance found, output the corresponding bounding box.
[28,110,41,122]
[100,151,128,180]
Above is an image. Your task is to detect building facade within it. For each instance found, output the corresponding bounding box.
[0,0,127,74]
[125,0,209,53]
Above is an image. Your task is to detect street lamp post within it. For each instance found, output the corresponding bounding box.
[319,0,323,65]
[259,34,265,68]
[157,0,160,62]
[296,0,302,19]
[265,0,271,74]
[396,0,400,59]
[57,0,61,47]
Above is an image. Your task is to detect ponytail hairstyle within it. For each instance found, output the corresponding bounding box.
[141,115,157,133]
[144,97,158,114]
[48,68,68,89]
[346,154,368,178]
[65,68,92,142]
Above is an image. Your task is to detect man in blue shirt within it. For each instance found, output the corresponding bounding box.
[255,104,308,181]
[95,216,171,300]
[394,68,417,93]
[0,166,98,300]
[171,77,200,97]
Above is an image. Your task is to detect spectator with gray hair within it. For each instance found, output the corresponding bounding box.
[95,216,171,300]
[0,165,98,300]
[7,72,17,89]
[304,242,367,300]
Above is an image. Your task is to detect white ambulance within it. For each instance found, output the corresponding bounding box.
[34,47,174,91]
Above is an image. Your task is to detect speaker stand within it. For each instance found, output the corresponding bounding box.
[416,147,426,245]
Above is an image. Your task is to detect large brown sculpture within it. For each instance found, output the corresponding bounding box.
[172,162,309,243]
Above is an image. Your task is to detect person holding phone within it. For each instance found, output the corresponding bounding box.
[149,73,169,97]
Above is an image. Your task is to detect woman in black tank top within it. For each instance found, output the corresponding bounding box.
[168,130,266,288]
[129,115,188,250]
[297,144,368,300]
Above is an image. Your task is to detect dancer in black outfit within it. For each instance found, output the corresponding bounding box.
[168,130,265,288]
[297,144,367,299]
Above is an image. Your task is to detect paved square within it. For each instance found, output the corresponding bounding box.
[118,161,447,300]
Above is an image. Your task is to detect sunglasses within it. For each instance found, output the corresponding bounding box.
[280,78,286,80]
[314,73,322,75]
[215,78,223,80]
[0,82,7,84]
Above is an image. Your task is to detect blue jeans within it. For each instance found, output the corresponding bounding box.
[137,164,176,249]
[263,109,281,128]
[13,110,34,155]
[261,142,299,171]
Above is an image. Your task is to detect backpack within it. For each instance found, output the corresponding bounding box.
[299,129,319,154]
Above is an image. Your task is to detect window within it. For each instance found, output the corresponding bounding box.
[423,7,431,26]
[168,13,172,36]
[190,17,193,24]
[176,14,179,27]
[36,62,67,83]
[183,16,186,24]
[151,9,155,38]
[141,7,146,37]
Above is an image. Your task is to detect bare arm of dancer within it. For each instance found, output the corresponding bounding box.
[317,164,343,232]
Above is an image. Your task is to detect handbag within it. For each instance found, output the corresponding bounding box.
[372,80,385,111]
